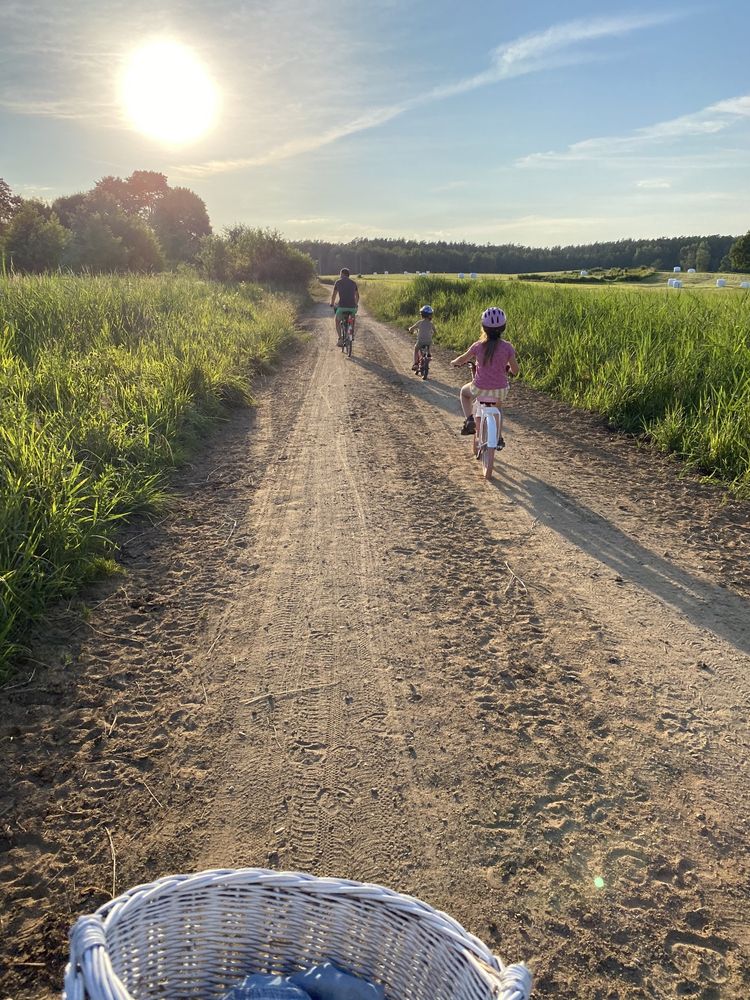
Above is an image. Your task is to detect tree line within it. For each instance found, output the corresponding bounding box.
[3,173,747,279]
[293,233,750,275]
[0,174,314,288]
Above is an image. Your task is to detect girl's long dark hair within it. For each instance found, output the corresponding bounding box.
[480,323,506,364]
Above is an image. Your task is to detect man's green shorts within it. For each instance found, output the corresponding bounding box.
[335,306,358,318]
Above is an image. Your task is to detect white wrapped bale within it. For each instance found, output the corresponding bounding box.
[470,272,478,279]
[580,269,589,276]
[741,281,750,288]
[688,268,696,274]
[458,272,465,278]
[716,278,727,287]
[674,266,681,273]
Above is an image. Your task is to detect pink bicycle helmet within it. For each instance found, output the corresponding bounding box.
[481,306,507,328]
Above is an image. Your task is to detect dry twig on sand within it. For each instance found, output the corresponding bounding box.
[504,561,528,595]
[241,680,340,708]
[141,780,165,810]
[206,629,224,657]
[104,826,116,897]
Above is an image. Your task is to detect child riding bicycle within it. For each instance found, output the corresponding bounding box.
[330,267,359,346]
[450,307,519,441]
[408,305,435,372]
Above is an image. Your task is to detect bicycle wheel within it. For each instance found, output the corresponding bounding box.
[484,408,502,479]
[346,333,353,357]
[476,410,497,480]
[421,353,429,379]
[481,441,495,479]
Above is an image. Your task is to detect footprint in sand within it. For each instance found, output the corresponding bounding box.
[664,929,730,986]
[657,708,710,754]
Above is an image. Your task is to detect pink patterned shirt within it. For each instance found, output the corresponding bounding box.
[468,339,516,389]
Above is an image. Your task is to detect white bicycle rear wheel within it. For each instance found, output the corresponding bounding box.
[477,407,500,479]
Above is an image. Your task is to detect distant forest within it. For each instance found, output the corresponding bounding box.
[293,235,739,275]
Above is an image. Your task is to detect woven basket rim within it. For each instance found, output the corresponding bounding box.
[66,869,533,1000]
[90,868,503,971]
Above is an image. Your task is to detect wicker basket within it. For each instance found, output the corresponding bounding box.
[63,869,531,1000]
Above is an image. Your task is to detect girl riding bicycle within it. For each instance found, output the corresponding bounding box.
[450,307,519,438]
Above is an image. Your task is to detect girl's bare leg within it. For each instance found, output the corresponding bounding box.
[460,383,474,419]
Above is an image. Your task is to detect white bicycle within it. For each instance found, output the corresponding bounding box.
[466,359,505,481]
[473,398,504,480]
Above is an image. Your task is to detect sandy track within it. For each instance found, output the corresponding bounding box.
[1,301,749,999]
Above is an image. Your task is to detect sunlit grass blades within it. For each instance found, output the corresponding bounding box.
[0,273,296,676]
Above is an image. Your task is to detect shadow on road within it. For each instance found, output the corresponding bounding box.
[492,468,750,655]
[349,353,461,418]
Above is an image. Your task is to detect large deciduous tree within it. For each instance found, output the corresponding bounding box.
[0,178,22,235]
[51,193,88,228]
[728,232,750,273]
[151,186,211,263]
[65,195,165,273]
[694,240,712,272]
[93,171,169,219]
[4,202,70,272]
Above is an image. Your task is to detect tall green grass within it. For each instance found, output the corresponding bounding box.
[363,276,750,498]
[1,274,297,676]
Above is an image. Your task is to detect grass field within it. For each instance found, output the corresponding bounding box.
[325,270,749,290]
[361,275,750,499]
[0,274,298,676]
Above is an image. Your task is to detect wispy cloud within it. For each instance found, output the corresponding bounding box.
[177,11,677,176]
[285,217,330,225]
[426,11,676,101]
[636,179,672,189]
[0,96,115,120]
[518,93,750,166]
[177,105,406,175]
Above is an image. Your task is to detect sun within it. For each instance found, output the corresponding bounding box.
[120,40,219,145]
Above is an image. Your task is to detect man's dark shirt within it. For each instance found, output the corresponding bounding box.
[333,276,358,308]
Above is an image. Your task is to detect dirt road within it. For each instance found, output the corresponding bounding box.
[2,301,749,999]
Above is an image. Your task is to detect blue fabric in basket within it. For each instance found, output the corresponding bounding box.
[222,974,310,1000]
[290,963,385,1000]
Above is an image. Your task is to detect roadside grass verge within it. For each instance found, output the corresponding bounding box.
[1,274,297,677]
[362,276,750,499]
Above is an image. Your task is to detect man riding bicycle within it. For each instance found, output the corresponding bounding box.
[330,268,359,346]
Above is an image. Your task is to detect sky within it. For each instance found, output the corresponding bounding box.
[2,0,749,247]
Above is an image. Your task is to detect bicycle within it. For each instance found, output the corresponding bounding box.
[340,311,355,357]
[466,359,506,481]
[415,344,431,380]
[473,399,504,480]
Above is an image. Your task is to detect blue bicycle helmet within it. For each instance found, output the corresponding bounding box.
[420,304,433,316]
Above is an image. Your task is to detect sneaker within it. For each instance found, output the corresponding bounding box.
[337,336,343,347]
[497,436,506,450]
[460,417,476,436]
[411,364,419,372]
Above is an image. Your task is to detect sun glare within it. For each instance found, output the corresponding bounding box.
[120,40,218,145]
